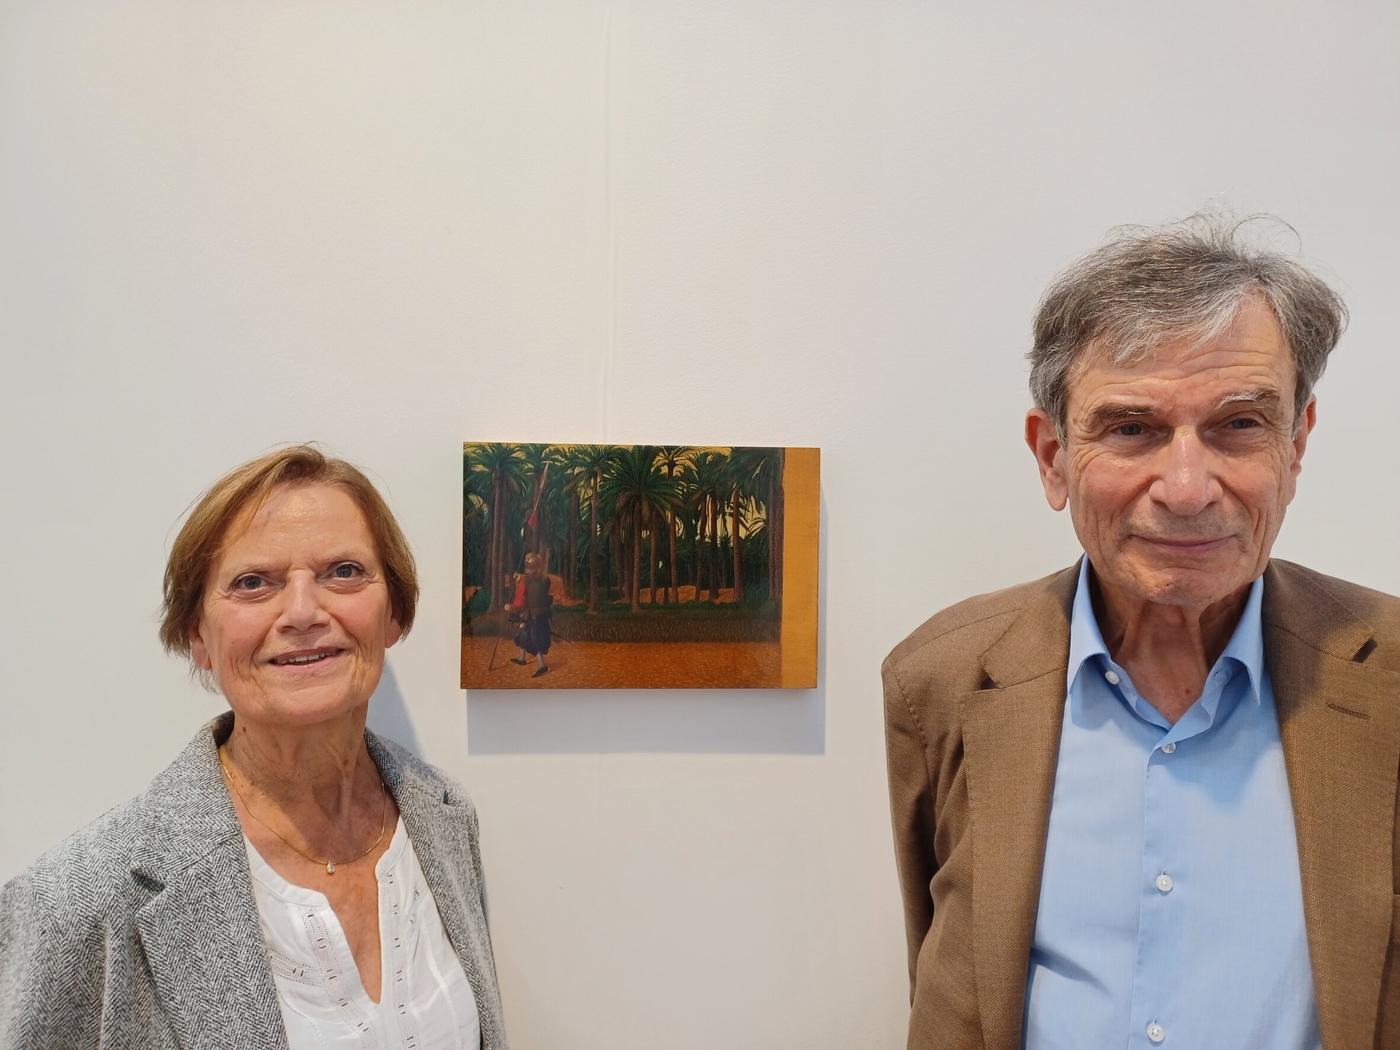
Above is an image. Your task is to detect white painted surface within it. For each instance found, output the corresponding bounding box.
[3,4,1397,1047]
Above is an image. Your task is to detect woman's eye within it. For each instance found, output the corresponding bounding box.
[232,574,266,592]
[331,562,363,579]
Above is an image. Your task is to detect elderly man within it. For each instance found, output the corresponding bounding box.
[883,219,1400,1050]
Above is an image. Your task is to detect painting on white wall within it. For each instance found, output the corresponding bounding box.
[461,443,819,689]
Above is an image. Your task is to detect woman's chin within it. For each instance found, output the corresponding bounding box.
[225,683,375,730]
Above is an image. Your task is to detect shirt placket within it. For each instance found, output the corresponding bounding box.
[1120,670,1227,1049]
[1128,731,1184,1048]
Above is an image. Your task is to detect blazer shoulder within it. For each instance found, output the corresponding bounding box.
[1271,559,1400,664]
[369,732,478,815]
[1,792,151,975]
[883,568,1071,678]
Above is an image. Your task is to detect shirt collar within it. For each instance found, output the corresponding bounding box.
[1066,555,1266,705]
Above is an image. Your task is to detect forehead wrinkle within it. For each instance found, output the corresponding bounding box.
[211,486,374,573]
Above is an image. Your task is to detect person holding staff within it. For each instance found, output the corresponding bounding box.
[0,446,507,1049]
[505,553,553,678]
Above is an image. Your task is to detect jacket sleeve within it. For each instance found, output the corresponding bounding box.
[882,654,940,998]
[0,861,104,1049]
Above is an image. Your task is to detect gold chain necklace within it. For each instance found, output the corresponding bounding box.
[218,747,389,875]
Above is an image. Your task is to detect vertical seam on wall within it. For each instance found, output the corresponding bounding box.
[601,4,615,444]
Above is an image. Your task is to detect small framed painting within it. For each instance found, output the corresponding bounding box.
[461,444,819,689]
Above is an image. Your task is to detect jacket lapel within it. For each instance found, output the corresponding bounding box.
[131,715,288,1049]
[961,566,1077,1050]
[1265,562,1400,1050]
[370,733,509,1050]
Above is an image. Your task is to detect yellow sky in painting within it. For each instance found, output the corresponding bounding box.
[462,444,794,540]
[462,442,735,454]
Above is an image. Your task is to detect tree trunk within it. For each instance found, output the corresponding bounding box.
[631,522,642,613]
[695,511,705,601]
[566,492,578,601]
[710,502,721,603]
[667,508,679,604]
[775,450,785,599]
[731,486,743,604]
[488,474,503,613]
[772,476,784,599]
[616,533,627,604]
[588,477,600,613]
[647,509,656,605]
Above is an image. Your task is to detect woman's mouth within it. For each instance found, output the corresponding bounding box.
[269,647,343,667]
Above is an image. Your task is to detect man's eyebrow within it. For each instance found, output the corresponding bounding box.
[1215,387,1284,413]
[1082,403,1154,431]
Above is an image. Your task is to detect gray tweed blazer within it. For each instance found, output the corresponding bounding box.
[0,713,508,1050]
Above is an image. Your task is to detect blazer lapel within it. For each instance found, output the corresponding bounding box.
[1265,562,1400,1050]
[370,734,508,1050]
[131,715,287,1050]
[961,566,1077,1050]
[134,846,288,1049]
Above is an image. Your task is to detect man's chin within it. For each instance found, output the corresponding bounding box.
[1121,562,1252,609]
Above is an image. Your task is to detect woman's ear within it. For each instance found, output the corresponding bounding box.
[189,621,213,671]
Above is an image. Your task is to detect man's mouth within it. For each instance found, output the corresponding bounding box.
[269,647,343,666]
[1138,536,1230,551]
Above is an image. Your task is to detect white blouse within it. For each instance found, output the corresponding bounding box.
[244,818,482,1050]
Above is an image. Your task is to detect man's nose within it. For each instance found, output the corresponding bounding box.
[1147,428,1222,517]
[279,571,329,632]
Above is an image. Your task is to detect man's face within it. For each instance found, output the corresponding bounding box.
[1027,297,1315,611]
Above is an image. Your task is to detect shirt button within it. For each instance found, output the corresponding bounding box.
[1161,741,1177,754]
[1147,1022,1166,1044]
[1155,873,1174,893]
[1104,670,1121,685]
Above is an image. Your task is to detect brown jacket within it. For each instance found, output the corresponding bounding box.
[883,559,1400,1050]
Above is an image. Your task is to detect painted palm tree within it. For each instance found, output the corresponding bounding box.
[684,451,727,603]
[724,447,780,604]
[564,444,617,613]
[599,445,680,613]
[555,454,591,601]
[762,448,786,600]
[462,458,491,593]
[653,446,695,604]
[516,443,552,564]
[467,443,528,613]
[537,456,574,586]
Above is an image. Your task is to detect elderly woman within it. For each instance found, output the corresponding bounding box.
[0,447,507,1050]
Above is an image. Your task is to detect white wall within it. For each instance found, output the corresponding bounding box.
[3,3,1397,1047]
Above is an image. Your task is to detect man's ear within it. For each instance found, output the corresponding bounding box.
[1290,397,1316,480]
[1026,409,1069,512]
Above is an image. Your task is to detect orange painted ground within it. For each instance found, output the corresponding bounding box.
[460,636,780,689]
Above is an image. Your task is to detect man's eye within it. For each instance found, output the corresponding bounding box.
[1226,417,1260,430]
[331,562,364,579]
[1113,422,1147,437]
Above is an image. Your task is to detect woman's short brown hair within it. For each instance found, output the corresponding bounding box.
[159,445,419,657]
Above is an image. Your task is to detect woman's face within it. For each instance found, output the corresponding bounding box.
[190,483,402,730]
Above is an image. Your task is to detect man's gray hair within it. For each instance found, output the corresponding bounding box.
[1029,215,1348,434]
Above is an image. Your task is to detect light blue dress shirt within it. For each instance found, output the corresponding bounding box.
[1022,558,1320,1050]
